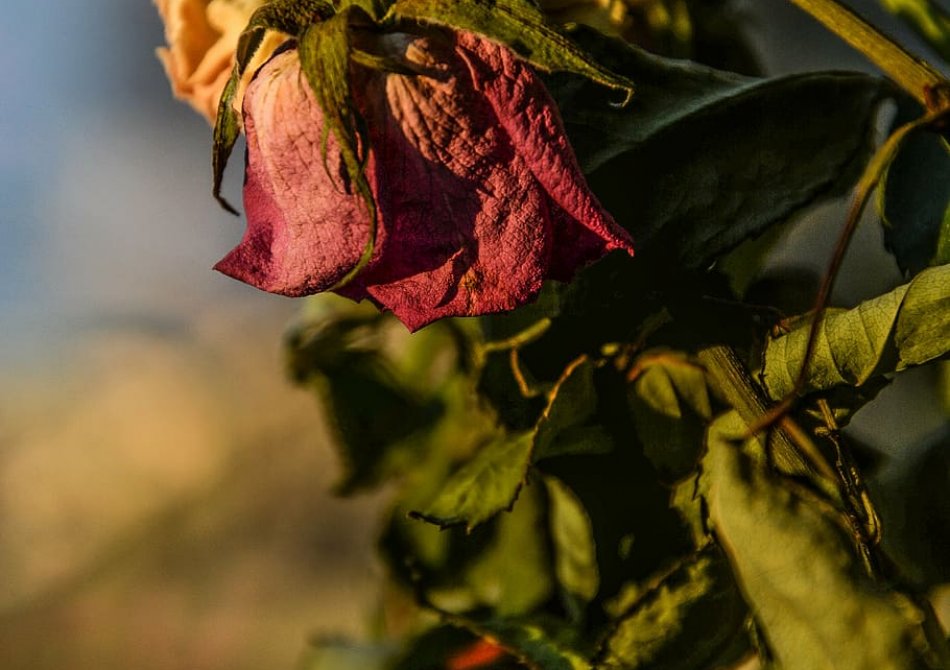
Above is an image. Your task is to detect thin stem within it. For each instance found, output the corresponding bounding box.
[788,0,948,107]
[791,106,948,398]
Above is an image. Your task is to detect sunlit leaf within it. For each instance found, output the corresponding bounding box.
[417,358,611,530]
[445,612,594,670]
[762,263,950,399]
[705,412,950,670]
[387,0,634,100]
[413,431,535,531]
[544,475,599,608]
[596,546,747,670]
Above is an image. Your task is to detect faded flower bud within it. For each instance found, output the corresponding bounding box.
[214,29,635,330]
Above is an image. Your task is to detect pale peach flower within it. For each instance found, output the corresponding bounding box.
[154,0,284,124]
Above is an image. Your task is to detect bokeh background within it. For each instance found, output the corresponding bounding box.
[0,1,946,668]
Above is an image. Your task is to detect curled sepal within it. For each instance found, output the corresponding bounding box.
[386,0,634,105]
[297,11,378,288]
[212,0,337,212]
[212,71,243,214]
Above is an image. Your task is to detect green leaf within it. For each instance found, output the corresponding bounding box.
[544,475,599,608]
[762,263,950,399]
[535,358,611,460]
[627,351,712,480]
[285,308,488,494]
[705,412,950,670]
[879,120,950,275]
[596,546,747,670]
[382,481,553,616]
[387,0,634,101]
[546,27,889,267]
[416,358,611,530]
[444,612,593,670]
[874,425,950,588]
[462,479,555,616]
[413,431,535,531]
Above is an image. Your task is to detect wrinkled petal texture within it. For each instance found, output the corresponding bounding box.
[217,30,634,330]
[215,51,372,293]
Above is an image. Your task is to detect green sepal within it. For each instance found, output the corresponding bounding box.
[386,0,634,103]
[298,10,379,289]
[211,0,336,213]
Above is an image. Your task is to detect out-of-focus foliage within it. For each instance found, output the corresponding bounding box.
[282,1,950,668]
[880,0,950,62]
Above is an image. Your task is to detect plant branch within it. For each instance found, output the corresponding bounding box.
[696,345,838,487]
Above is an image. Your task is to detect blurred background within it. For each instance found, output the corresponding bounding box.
[0,1,946,668]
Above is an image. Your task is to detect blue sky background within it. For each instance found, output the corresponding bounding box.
[0,1,295,370]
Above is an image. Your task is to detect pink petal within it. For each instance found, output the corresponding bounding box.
[349,33,554,330]
[214,51,373,296]
[453,31,635,275]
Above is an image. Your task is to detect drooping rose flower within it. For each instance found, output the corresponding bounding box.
[214,29,634,331]
[154,0,283,122]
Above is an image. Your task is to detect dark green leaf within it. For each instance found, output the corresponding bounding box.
[383,481,552,616]
[547,28,889,267]
[762,263,950,399]
[627,351,712,480]
[536,358,611,460]
[596,546,747,670]
[461,479,555,616]
[285,305,487,494]
[705,412,950,669]
[413,431,534,531]
[879,123,950,274]
[544,475,599,607]
[872,424,950,588]
[416,358,611,530]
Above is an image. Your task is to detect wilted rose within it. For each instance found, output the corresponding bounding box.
[154,0,283,122]
[214,29,634,331]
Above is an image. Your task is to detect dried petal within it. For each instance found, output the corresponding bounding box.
[214,51,372,293]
